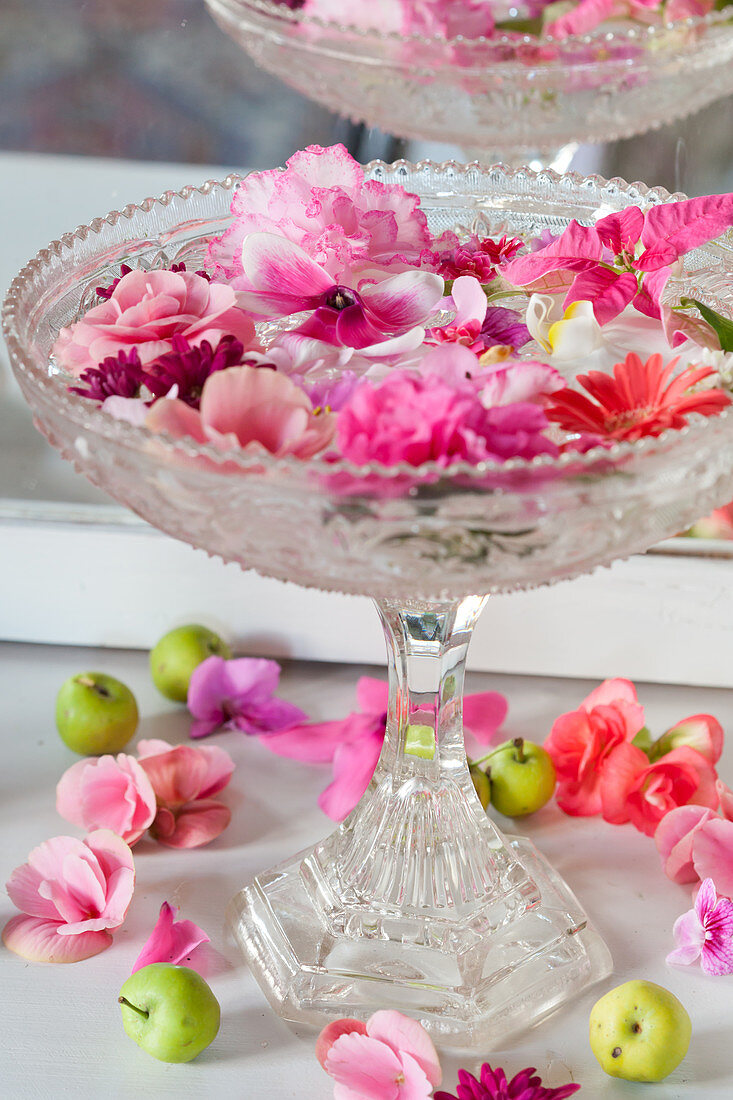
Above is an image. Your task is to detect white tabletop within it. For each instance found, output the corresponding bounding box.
[1,641,732,1097]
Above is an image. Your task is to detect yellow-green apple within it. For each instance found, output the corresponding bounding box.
[470,764,491,810]
[118,963,220,1063]
[150,624,231,702]
[485,738,556,816]
[589,979,692,1082]
[55,672,138,755]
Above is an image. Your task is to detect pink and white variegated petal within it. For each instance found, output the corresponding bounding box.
[241,233,332,299]
[361,270,445,329]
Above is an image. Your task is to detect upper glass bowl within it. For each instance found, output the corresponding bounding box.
[204,0,733,157]
[5,161,733,602]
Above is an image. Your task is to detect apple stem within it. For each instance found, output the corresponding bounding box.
[513,737,525,763]
[118,996,149,1020]
[77,675,111,697]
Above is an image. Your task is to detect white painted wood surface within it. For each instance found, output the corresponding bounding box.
[1,642,733,1097]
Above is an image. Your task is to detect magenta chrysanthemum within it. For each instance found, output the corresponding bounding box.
[435,1062,581,1100]
[69,348,148,401]
[146,334,250,408]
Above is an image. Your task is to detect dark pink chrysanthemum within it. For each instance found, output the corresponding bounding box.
[145,334,250,408]
[69,348,147,401]
[435,1061,581,1100]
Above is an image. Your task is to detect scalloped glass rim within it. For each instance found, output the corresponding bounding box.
[226,0,733,51]
[3,158,732,486]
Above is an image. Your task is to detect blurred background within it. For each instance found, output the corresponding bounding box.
[2,0,733,192]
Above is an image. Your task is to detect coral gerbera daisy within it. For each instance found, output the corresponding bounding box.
[545,352,730,443]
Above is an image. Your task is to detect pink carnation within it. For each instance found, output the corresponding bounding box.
[136,738,234,849]
[335,369,558,469]
[145,365,336,460]
[208,143,432,289]
[3,830,135,963]
[56,754,157,846]
[53,268,258,377]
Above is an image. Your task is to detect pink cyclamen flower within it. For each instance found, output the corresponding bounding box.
[543,678,645,816]
[600,743,719,837]
[136,738,235,848]
[208,143,432,287]
[132,900,209,974]
[3,830,135,963]
[145,365,336,460]
[656,791,733,897]
[52,268,258,377]
[435,1061,580,1100]
[262,676,507,821]
[56,753,157,846]
[187,655,307,740]
[667,877,733,975]
[316,1010,442,1100]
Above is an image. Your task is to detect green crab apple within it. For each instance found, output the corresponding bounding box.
[56,672,139,755]
[469,764,491,810]
[589,979,692,1082]
[119,963,221,1063]
[485,738,556,817]
[150,624,231,702]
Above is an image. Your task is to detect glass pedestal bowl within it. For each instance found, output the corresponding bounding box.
[204,0,733,167]
[6,162,733,1049]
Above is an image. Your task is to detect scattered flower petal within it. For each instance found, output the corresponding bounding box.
[132,901,210,973]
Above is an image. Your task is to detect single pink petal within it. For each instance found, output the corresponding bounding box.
[152,799,231,848]
[145,397,208,443]
[366,1011,442,1088]
[462,691,508,746]
[325,1031,408,1099]
[320,732,383,822]
[316,1019,368,1069]
[241,233,332,301]
[449,275,489,328]
[594,207,645,254]
[654,805,716,884]
[132,900,210,974]
[2,915,113,963]
[639,194,733,271]
[5,864,64,921]
[356,677,390,718]
[361,270,444,330]
[564,269,638,326]
[692,817,733,898]
[258,718,353,763]
[501,221,603,286]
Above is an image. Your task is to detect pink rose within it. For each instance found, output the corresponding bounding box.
[543,678,645,816]
[601,744,719,837]
[136,739,234,849]
[52,268,257,376]
[3,830,135,963]
[145,366,336,460]
[56,753,157,846]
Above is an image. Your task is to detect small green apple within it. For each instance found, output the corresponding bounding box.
[150,624,231,702]
[470,764,491,810]
[55,672,139,755]
[119,963,220,1063]
[485,737,556,817]
[589,979,691,1082]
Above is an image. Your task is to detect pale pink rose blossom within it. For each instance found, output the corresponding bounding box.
[316,1010,442,1100]
[56,753,157,846]
[52,268,258,377]
[3,830,135,963]
[145,366,336,460]
[136,738,235,849]
[132,900,210,974]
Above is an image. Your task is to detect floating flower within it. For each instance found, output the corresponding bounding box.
[544,678,645,816]
[69,348,148,402]
[421,232,523,283]
[145,365,336,460]
[132,901,210,974]
[208,143,432,288]
[600,743,718,836]
[3,830,135,963]
[667,877,733,975]
[545,353,730,443]
[263,676,507,821]
[56,753,156,846]
[435,1061,580,1100]
[136,738,235,848]
[53,268,258,377]
[316,1010,442,1100]
[187,656,307,740]
[143,334,256,408]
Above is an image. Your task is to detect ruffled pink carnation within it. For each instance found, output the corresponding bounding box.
[3,830,135,963]
[145,365,336,460]
[56,754,157,846]
[336,369,558,469]
[207,144,432,289]
[53,268,258,377]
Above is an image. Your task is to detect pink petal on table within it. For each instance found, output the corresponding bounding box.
[367,1011,442,1088]
[654,805,716,884]
[462,691,508,746]
[692,817,733,898]
[2,915,113,963]
[316,1019,368,1069]
[320,733,383,822]
[132,900,210,974]
[361,270,444,330]
[356,677,389,718]
[242,232,332,299]
[259,718,354,764]
[153,799,231,849]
